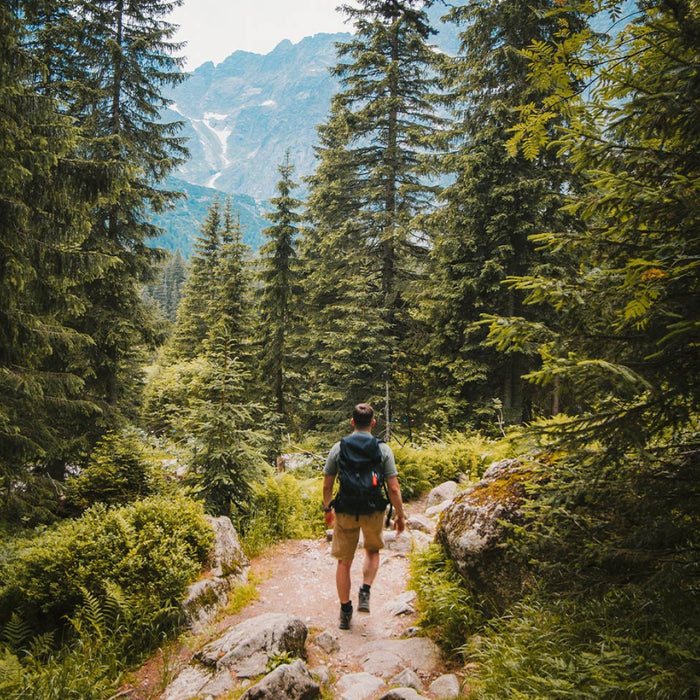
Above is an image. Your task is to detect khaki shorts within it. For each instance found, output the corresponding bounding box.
[331,510,385,561]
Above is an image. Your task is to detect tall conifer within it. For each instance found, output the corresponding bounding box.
[256,154,303,425]
[208,198,254,364]
[62,0,187,420]
[417,0,582,429]
[0,3,112,488]
[302,0,443,435]
[169,198,223,360]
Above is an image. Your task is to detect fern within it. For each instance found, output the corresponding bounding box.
[23,631,55,663]
[0,614,32,652]
[71,587,106,642]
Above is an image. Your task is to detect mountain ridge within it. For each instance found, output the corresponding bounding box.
[154,6,461,256]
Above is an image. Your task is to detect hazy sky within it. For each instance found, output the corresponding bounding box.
[171,1,353,69]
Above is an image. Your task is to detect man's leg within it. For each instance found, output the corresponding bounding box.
[332,513,360,630]
[336,559,353,603]
[362,549,380,586]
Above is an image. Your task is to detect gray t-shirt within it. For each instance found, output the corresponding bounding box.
[323,432,397,478]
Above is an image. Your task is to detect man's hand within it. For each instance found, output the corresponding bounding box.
[324,509,335,529]
[393,513,405,534]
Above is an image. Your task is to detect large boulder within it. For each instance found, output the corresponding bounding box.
[197,612,308,677]
[436,459,534,612]
[182,516,250,632]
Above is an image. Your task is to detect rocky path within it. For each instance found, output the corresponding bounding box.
[125,493,463,699]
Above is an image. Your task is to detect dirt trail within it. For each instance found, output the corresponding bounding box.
[229,534,417,667]
[127,497,446,697]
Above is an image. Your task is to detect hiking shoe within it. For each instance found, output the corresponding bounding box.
[358,587,370,613]
[339,604,353,630]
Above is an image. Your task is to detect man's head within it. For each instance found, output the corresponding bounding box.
[351,403,375,430]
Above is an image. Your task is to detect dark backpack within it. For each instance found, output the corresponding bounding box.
[332,433,389,517]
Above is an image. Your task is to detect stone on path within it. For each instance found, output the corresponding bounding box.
[386,590,416,617]
[240,659,320,700]
[356,637,442,679]
[426,481,460,507]
[196,612,307,677]
[379,689,430,700]
[406,513,436,535]
[314,629,340,654]
[161,666,212,700]
[429,673,462,699]
[390,667,423,691]
[336,671,386,700]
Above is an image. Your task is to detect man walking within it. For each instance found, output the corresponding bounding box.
[323,403,406,630]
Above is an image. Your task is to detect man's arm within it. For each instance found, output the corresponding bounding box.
[386,475,406,533]
[323,474,336,528]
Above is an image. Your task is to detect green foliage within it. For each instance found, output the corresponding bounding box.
[467,588,699,699]
[144,348,273,517]
[415,0,583,430]
[255,152,304,427]
[223,582,259,616]
[410,544,483,656]
[298,0,445,437]
[0,584,152,699]
[142,250,188,324]
[394,432,516,498]
[0,493,214,699]
[0,472,65,528]
[0,3,111,488]
[266,650,295,673]
[64,429,159,511]
[240,473,325,557]
[182,348,272,518]
[0,496,213,638]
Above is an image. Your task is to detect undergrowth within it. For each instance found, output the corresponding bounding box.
[0,495,214,698]
[466,587,699,699]
[409,543,483,655]
[239,472,325,557]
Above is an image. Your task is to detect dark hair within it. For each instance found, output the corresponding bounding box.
[353,403,374,428]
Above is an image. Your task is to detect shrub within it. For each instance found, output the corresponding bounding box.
[64,429,161,511]
[0,495,214,638]
[467,588,699,699]
[394,432,516,498]
[240,473,325,557]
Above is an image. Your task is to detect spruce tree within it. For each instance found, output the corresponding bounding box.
[301,0,443,436]
[416,0,583,430]
[256,153,303,425]
[0,3,112,496]
[168,198,223,360]
[208,198,254,364]
[61,0,187,421]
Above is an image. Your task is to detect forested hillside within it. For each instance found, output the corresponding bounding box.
[1,1,697,698]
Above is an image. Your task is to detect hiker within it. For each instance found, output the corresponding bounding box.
[323,403,406,630]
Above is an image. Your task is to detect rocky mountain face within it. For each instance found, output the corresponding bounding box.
[152,32,345,256]
[163,32,347,201]
[153,5,460,256]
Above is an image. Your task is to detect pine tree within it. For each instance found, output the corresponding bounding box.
[477,4,699,691]
[168,198,223,360]
[256,153,303,425]
[60,0,187,421]
[416,0,583,430]
[301,0,443,436]
[0,3,113,494]
[208,199,254,364]
[183,333,269,518]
